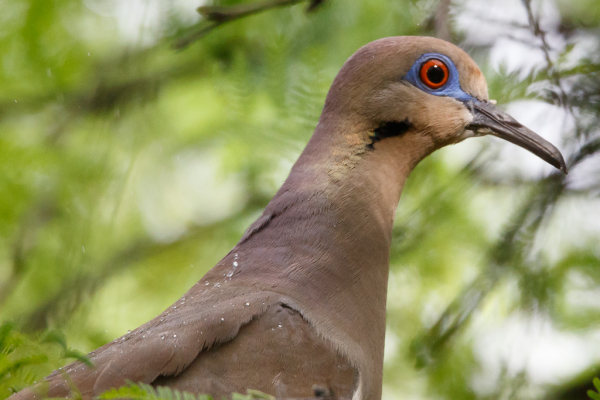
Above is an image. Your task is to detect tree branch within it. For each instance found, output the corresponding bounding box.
[434,0,452,42]
[174,0,325,49]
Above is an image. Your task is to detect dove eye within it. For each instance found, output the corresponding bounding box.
[419,59,449,89]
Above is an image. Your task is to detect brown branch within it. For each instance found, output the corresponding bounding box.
[434,0,452,42]
[521,0,571,110]
[200,0,303,22]
[173,0,325,49]
[3,0,324,123]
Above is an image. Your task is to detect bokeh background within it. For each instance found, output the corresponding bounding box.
[1,0,600,399]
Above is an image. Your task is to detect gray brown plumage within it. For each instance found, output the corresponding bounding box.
[11,36,566,400]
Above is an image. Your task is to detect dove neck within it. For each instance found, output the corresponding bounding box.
[225,117,435,400]
[235,115,436,294]
[287,115,432,263]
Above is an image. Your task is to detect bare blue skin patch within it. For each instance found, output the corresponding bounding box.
[403,53,473,103]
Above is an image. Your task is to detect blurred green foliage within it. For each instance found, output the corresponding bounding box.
[588,378,600,400]
[1,0,600,399]
[98,381,272,400]
[0,323,89,398]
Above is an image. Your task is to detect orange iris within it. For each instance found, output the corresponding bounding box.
[419,59,449,89]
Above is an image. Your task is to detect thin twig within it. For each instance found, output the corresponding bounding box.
[434,0,452,42]
[174,0,324,49]
[521,0,570,109]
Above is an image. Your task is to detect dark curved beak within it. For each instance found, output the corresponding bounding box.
[467,100,568,174]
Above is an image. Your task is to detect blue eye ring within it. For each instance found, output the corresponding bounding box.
[403,53,473,103]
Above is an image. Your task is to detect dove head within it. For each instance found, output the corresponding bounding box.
[319,36,567,174]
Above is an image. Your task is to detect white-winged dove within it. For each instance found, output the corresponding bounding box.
[11,36,566,400]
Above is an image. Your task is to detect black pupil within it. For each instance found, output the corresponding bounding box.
[426,64,445,84]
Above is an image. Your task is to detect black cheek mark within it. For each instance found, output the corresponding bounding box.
[367,119,411,150]
[312,385,332,398]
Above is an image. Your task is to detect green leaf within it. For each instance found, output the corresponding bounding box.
[98,382,214,400]
[98,383,149,400]
[588,389,600,400]
[0,355,48,380]
[40,331,68,351]
[62,349,92,368]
